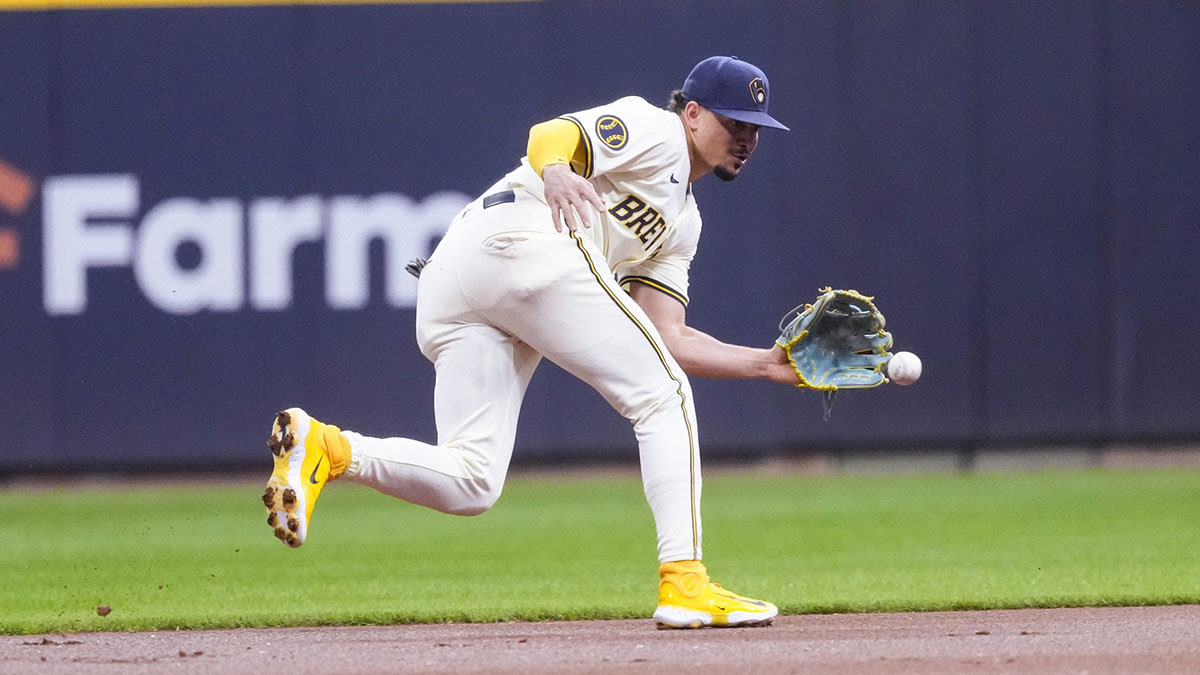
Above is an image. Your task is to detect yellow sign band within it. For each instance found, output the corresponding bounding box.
[0,0,538,10]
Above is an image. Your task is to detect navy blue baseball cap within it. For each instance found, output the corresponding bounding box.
[682,56,789,131]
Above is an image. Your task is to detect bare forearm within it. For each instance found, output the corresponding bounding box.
[664,326,797,385]
[628,283,797,385]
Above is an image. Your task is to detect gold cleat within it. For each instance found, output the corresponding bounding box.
[261,408,348,548]
[652,560,778,629]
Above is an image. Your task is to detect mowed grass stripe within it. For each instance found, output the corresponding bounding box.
[1,467,1198,634]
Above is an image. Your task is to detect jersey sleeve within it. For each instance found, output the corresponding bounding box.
[618,201,701,307]
[560,96,684,180]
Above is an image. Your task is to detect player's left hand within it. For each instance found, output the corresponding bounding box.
[776,288,893,419]
[776,288,892,390]
[763,344,801,386]
[542,163,606,233]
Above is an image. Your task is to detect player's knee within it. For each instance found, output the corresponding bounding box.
[624,379,692,425]
[446,475,502,516]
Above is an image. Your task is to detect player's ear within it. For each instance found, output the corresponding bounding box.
[682,101,705,130]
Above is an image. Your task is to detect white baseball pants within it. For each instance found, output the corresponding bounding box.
[341,188,703,563]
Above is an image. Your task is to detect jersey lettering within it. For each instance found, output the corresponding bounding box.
[608,194,646,221]
[608,194,669,250]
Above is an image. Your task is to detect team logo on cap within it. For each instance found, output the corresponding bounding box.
[749,78,767,105]
[596,115,628,150]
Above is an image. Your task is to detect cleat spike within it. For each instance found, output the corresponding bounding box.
[261,408,333,549]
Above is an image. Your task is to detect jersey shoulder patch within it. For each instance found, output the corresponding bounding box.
[592,96,656,152]
[595,115,628,150]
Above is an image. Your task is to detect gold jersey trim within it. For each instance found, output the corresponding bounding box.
[620,275,688,308]
[559,115,593,179]
[571,232,699,560]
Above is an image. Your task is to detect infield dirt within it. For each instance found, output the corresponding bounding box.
[4,605,1197,674]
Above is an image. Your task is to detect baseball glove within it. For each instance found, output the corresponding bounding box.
[776,288,893,420]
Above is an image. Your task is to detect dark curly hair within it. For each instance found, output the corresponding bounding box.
[666,89,691,113]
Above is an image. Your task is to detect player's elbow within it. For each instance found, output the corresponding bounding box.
[527,118,584,177]
[659,329,702,373]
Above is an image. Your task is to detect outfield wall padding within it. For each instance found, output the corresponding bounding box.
[1,1,1198,471]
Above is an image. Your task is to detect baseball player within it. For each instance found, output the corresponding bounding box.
[262,55,799,629]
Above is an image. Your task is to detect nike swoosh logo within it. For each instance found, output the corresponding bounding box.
[713,589,767,607]
[669,174,680,184]
[309,456,324,484]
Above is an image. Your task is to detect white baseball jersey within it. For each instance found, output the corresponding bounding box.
[338,94,708,564]
[504,95,702,306]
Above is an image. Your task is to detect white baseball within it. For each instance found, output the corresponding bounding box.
[887,351,922,386]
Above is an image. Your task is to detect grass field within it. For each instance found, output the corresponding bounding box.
[2,466,1199,635]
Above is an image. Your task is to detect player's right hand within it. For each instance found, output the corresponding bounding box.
[542,163,606,233]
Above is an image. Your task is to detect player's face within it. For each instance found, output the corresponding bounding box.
[695,107,760,182]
